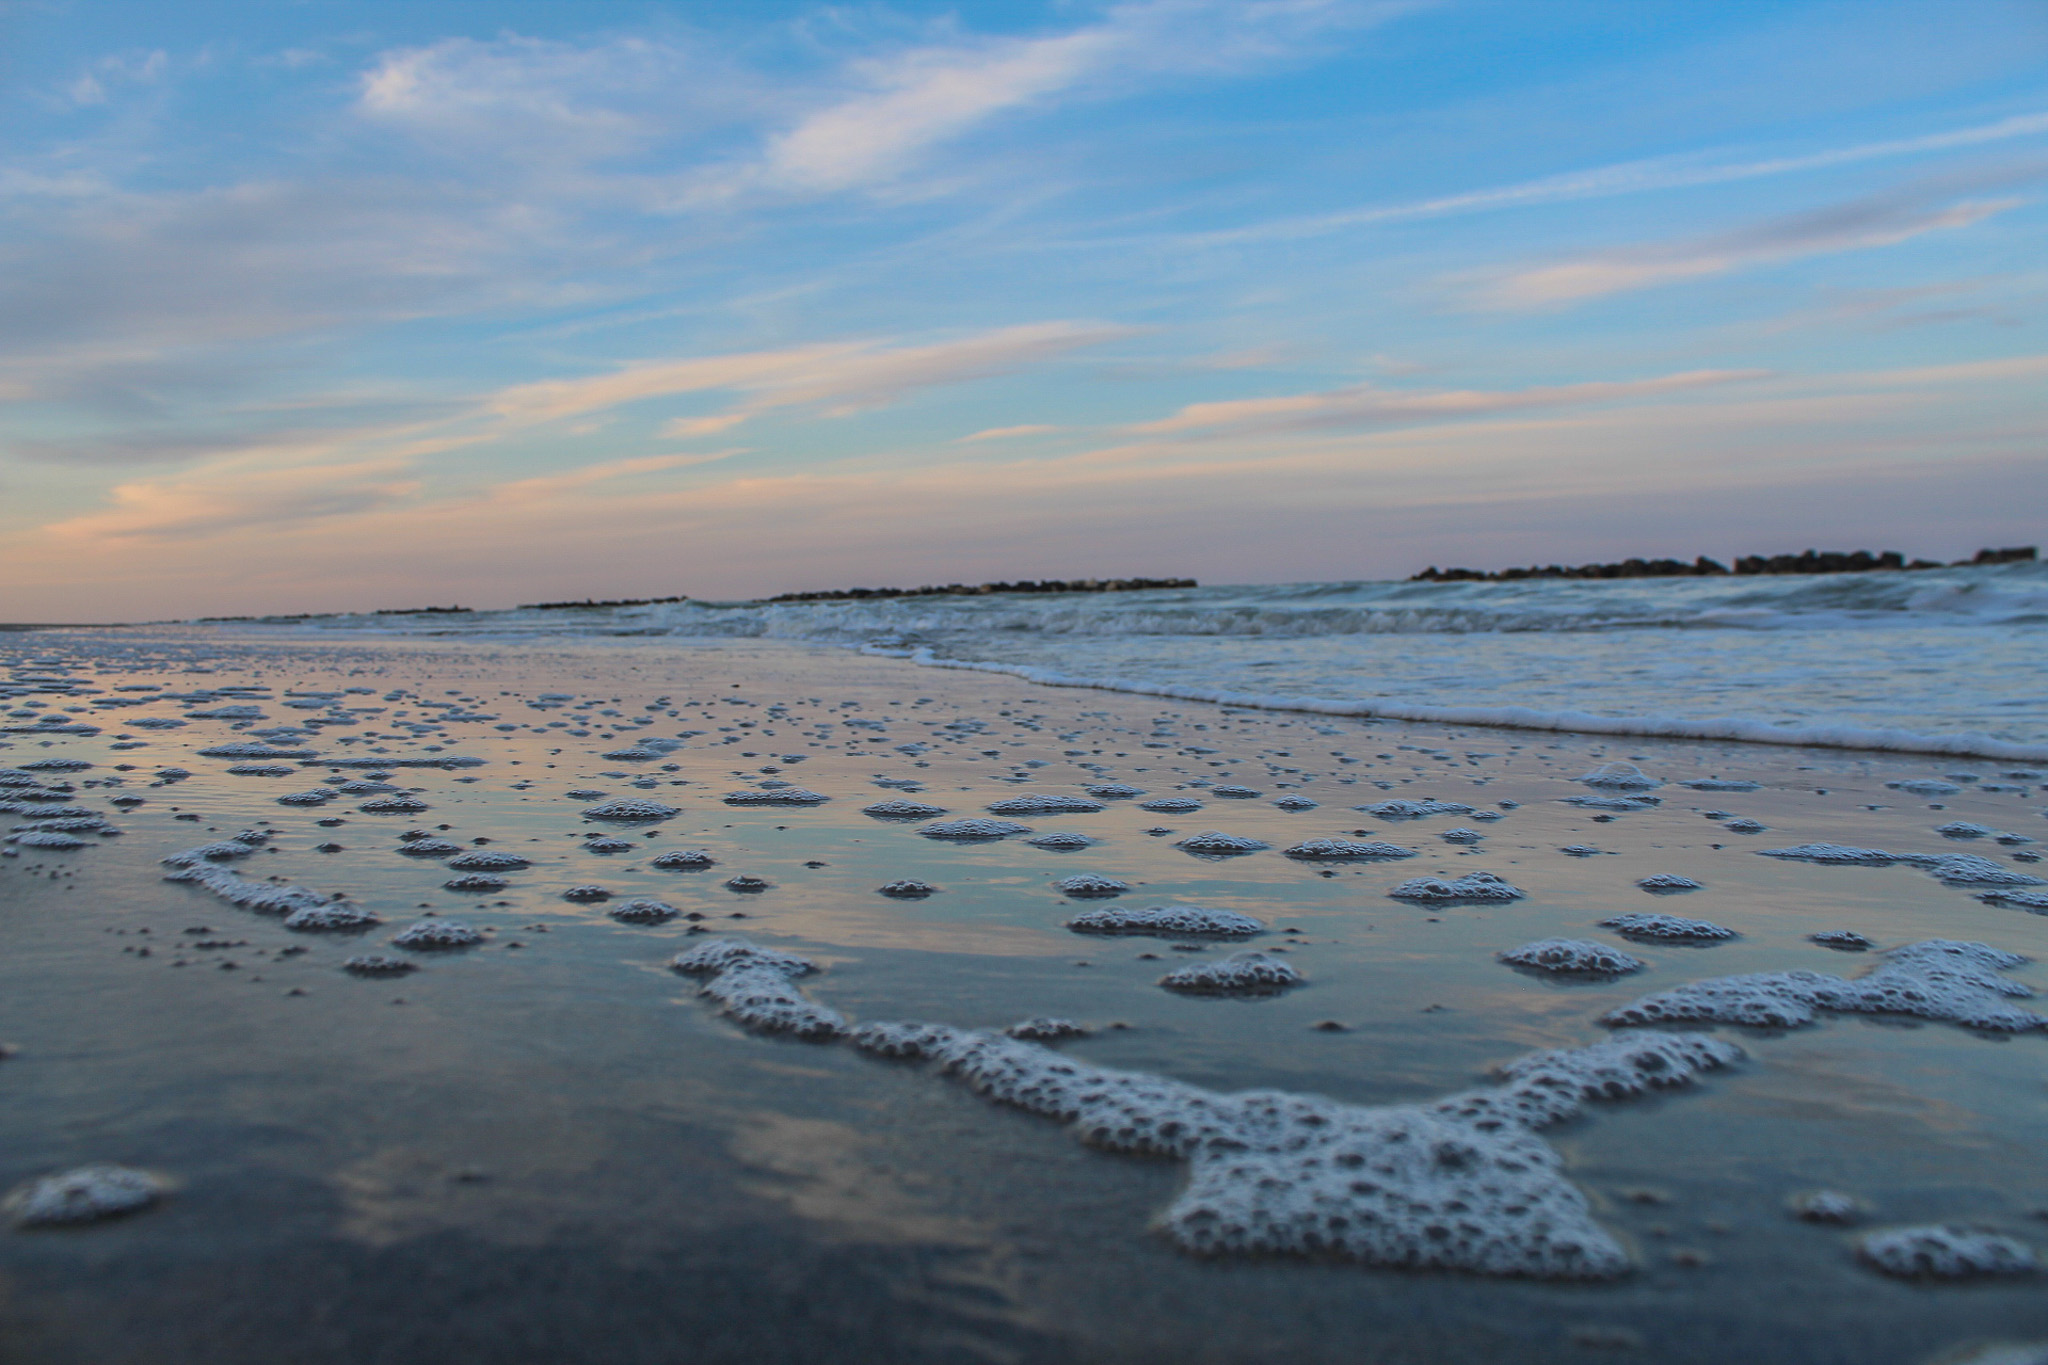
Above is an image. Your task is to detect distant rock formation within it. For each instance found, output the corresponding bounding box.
[768,577,1196,603]
[1413,546,2034,583]
[517,596,689,610]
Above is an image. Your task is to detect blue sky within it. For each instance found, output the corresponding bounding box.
[2,0,2044,617]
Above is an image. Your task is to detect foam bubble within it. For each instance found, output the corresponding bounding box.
[861,798,948,818]
[1360,799,1475,819]
[392,918,484,949]
[5,1165,164,1227]
[1500,940,1646,976]
[1054,874,1129,897]
[1159,951,1303,995]
[609,899,680,924]
[1601,912,1734,941]
[722,788,828,806]
[651,849,716,869]
[582,799,679,821]
[1175,831,1270,855]
[1578,762,1661,790]
[283,902,383,931]
[987,794,1107,814]
[445,850,530,871]
[1980,889,2048,913]
[6,830,87,849]
[344,954,416,977]
[1006,1017,1088,1041]
[671,938,844,1039]
[1388,872,1524,902]
[1788,1190,1862,1224]
[1282,838,1417,860]
[1859,1225,2036,1279]
[1604,940,2042,1032]
[1636,874,1703,892]
[1068,904,1263,938]
[1562,795,1660,812]
[359,794,429,814]
[920,818,1032,840]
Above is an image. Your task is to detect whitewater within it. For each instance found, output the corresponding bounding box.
[225,559,2048,760]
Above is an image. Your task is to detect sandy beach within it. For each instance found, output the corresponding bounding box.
[2,627,2045,1363]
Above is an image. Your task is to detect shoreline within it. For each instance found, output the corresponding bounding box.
[5,628,2048,1361]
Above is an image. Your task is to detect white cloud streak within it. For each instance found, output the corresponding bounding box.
[1129,368,1767,436]
[1467,194,2021,309]
[489,321,1133,435]
[1191,109,2048,246]
[758,0,1415,194]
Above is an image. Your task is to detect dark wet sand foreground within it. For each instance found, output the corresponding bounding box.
[3,628,2047,1365]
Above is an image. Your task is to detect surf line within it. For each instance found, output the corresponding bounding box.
[862,646,2048,763]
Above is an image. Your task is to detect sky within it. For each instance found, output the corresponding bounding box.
[2,0,2045,620]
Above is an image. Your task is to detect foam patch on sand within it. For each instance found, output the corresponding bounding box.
[1158,951,1304,995]
[1601,912,1734,941]
[1068,905,1264,937]
[583,798,680,821]
[392,918,484,949]
[1578,762,1661,790]
[1359,799,1475,818]
[445,850,530,871]
[5,1165,165,1227]
[837,1001,1739,1278]
[987,794,1106,814]
[1603,940,2042,1032]
[1980,889,2048,913]
[164,856,346,921]
[920,818,1032,839]
[1175,831,1270,854]
[1055,874,1129,897]
[1388,872,1525,902]
[651,849,716,869]
[653,933,1740,1276]
[1562,794,1661,812]
[1759,845,2048,888]
[1859,1225,2036,1279]
[671,939,845,1039]
[1500,940,1646,976]
[862,798,948,818]
[1282,838,1417,860]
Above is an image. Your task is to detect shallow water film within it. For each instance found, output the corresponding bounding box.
[5,629,2048,1364]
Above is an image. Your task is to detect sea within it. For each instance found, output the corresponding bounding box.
[238,559,2048,760]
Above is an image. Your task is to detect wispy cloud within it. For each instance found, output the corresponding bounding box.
[958,424,1059,442]
[1191,109,2048,246]
[1129,368,1767,436]
[46,458,419,542]
[489,321,1133,435]
[757,0,1416,194]
[479,452,738,505]
[1466,192,2021,309]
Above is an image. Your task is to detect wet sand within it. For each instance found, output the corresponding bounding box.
[3,628,2047,1364]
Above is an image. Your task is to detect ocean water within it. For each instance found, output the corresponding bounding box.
[254,561,2048,758]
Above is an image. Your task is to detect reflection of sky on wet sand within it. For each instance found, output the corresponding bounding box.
[4,629,2048,1361]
